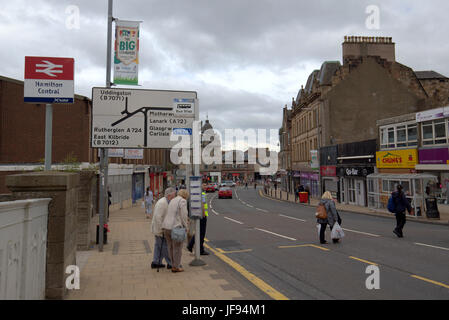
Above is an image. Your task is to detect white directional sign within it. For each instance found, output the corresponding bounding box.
[24,56,74,104]
[91,87,198,148]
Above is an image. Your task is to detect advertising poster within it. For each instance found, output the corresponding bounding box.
[114,20,140,85]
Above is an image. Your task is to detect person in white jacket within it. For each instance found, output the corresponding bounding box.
[162,189,189,273]
[151,187,176,269]
[144,187,154,219]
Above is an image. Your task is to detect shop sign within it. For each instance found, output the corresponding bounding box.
[376,149,418,169]
[339,166,374,177]
[416,107,449,123]
[320,166,337,177]
[419,148,449,165]
[300,172,319,181]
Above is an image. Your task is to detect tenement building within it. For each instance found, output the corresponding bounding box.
[289,36,449,201]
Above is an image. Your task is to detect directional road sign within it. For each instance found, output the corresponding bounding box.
[91,87,198,148]
[24,56,74,104]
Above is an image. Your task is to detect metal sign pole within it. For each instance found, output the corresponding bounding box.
[44,104,53,171]
[190,103,205,266]
[99,0,113,251]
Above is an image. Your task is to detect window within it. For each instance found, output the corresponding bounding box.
[382,179,410,193]
[380,122,418,149]
[421,119,449,146]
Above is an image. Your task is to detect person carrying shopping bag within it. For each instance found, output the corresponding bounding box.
[162,189,189,273]
[316,191,340,244]
[144,187,154,219]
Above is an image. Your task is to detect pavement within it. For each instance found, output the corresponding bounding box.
[66,203,266,300]
[264,188,449,226]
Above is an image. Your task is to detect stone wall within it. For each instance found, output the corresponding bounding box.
[5,172,79,299]
[77,171,96,250]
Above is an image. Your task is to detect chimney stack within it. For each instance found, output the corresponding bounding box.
[342,35,395,64]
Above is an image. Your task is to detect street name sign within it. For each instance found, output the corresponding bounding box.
[24,56,74,104]
[91,87,197,148]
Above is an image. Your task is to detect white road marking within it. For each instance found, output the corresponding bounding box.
[224,216,244,225]
[246,204,254,208]
[279,214,306,222]
[256,208,268,213]
[254,228,297,241]
[342,228,381,237]
[212,209,219,216]
[415,242,449,251]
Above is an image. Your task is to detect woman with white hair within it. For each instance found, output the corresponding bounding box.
[317,191,340,244]
[162,189,189,273]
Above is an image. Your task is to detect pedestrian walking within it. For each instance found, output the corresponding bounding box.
[254,182,257,189]
[245,182,248,189]
[162,189,190,273]
[316,191,339,244]
[391,185,412,238]
[150,187,176,269]
[187,183,209,255]
[144,187,154,219]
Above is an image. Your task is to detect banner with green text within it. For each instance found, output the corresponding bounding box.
[114,20,140,85]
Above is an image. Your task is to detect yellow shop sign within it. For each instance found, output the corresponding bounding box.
[376,149,418,168]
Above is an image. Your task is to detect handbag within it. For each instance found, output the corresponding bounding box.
[171,200,187,242]
[315,203,327,219]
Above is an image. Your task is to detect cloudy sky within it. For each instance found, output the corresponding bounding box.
[1,0,449,150]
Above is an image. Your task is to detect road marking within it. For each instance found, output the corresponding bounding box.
[342,228,380,237]
[254,228,297,241]
[414,242,449,251]
[410,275,449,289]
[246,204,254,208]
[256,208,268,212]
[224,216,244,225]
[212,209,219,216]
[278,244,330,251]
[204,243,289,300]
[216,248,253,254]
[349,256,378,266]
[279,214,306,222]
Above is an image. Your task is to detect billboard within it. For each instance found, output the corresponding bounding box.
[376,149,418,169]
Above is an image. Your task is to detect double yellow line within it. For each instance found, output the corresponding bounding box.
[204,242,289,300]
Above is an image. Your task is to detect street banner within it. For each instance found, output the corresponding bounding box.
[114,20,140,85]
[24,56,74,104]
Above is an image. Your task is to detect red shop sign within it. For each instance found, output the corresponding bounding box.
[320,166,337,177]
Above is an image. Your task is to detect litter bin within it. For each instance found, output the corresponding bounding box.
[425,197,440,219]
[299,192,308,203]
[96,224,108,244]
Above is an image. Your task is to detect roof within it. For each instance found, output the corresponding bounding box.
[415,71,448,80]
[319,61,341,85]
[305,70,320,93]
[201,120,213,133]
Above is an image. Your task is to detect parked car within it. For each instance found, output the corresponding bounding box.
[205,184,216,193]
[218,187,233,199]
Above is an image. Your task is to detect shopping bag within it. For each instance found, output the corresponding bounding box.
[316,224,321,236]
[331,222,345,240]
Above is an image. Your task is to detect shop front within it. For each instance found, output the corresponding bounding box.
[300,172,320,198]
[338,166,374,207]
[320,166,338,200]
[415,147,449,204]
[367,148,428,216]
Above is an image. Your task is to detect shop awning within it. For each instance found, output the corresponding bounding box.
[367,173,438,180]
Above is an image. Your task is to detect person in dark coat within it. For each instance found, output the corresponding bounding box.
[392,185,412,238]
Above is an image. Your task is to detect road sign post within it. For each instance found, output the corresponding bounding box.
[24,56,74,172]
